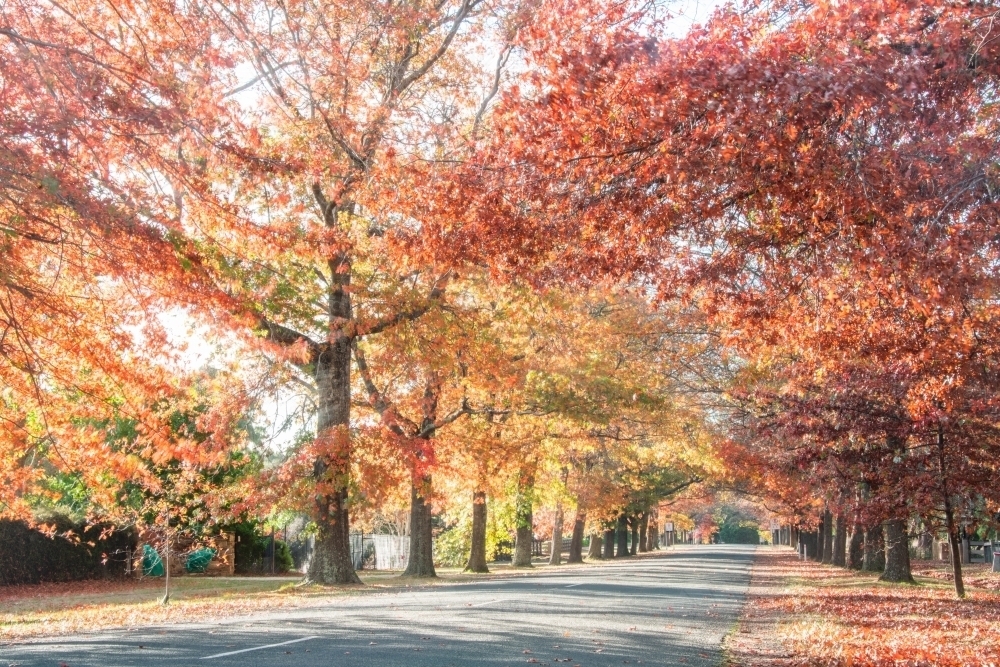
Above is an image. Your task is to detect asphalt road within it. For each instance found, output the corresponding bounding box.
[3,544,757,667]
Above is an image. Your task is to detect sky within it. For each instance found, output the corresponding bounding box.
[665,0,730,36]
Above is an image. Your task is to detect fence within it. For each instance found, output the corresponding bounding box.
[342,533,410,571]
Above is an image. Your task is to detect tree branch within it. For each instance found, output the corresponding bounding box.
[259,317,320,366]
[417,398,471,438]
[396,0,483,92]
[356,272,451,337]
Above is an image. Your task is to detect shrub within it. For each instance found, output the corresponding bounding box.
[230,521,267,574]
[0,516,136,586]
[227,520,294,574]
[273,539,293,573]
[718,520,761,545]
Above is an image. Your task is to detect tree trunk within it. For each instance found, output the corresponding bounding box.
[806,531,818,559]
[822,509,834,564]
[915,520,934,560]
[832,513,847,567]
[630,516,639,555]
[647,508,659,550]
[616,515,630,557]
[937,427,965,598]
[587,532,602,560]
[549,504,564,565]
[638,511,649,553]
[880,518,913,583]
[847,523,864,570]
[307,250,361,585]
[512,474,534,567]
[161,531,170,604]
[403,473,436,577]
[513,524,533,566]
[944,501,966,598]
[568,510,586,563]
[862,523,885,572]
[465,489,488,573]
[602,528,615,559]
[814,518,825,562]
[308,486,360,584]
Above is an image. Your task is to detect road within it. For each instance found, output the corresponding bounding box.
[3,544,756,667]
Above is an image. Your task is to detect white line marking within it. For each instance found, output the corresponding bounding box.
[564,583,585,588]
[469,599,500,607]
[201,636,320,659]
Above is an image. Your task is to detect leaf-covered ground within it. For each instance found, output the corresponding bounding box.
[725,549,1000,667]
[0,575,326,641]
[0,562,568,641]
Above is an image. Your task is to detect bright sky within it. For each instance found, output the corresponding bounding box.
[666,0,730,35]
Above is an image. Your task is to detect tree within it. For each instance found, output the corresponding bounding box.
[422,0,1000,597]
[2,0,535,584]
[0,0,248,521]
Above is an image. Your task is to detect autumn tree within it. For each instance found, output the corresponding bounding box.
[422,0,1000,597]
[0,2,253,522]
[2,0,539,584]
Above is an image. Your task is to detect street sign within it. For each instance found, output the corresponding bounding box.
[664,522,674,532]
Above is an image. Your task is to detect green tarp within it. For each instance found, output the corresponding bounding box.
[141,545,215,576]
[142,544,164,577]
[185,548,216,573]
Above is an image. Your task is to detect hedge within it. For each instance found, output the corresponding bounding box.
[0,516,137,586]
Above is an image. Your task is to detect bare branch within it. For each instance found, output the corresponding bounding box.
[396,0,483,93]
[472,45,513,138]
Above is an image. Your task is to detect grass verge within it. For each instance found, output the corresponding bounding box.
[0,557,608,642]
[724,548,1000,667]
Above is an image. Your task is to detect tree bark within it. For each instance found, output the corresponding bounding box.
[847,523,864,570]
[832,513,847,567]
[629,516,639,555]
[937,427,965,598]
[831,514,847,567]
[862,523,886,572]
[299,242,367,585]
[806,531,818,559]
[308,487,359,584]
[465,489,489,573]
[616,515,631,557]
[915,520,934,560]
[814,518,825,562]
[307,308,362,583]
[512,474,534,567]
[822,509,834,564]
[587,532,603,560]
[880,518,913,583]
[638,511,649,553]
[568,510,586,563]
[602,527,615,559]
[647,508,659,550]
[944,499,966,598]
[549,504,564,565]
[403,473,436,577]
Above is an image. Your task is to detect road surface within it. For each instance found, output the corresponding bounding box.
[3,544,756,667]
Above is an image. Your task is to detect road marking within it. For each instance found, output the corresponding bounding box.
[564,583,585,588]
[469,599,500,607]
[201,636,320,659]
